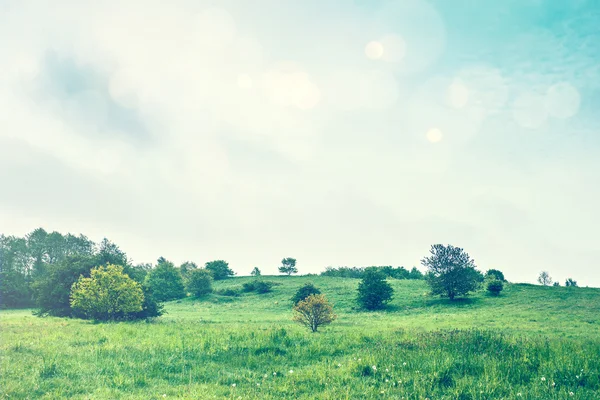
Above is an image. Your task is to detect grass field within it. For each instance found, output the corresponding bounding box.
[1,276,599,399]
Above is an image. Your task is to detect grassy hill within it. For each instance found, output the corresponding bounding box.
[2,276,599,399]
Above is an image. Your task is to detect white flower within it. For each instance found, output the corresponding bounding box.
[403,362,407,366]
[337,363,342,367]
[385,379,389,382]
[273,372,277,376]
[289,370,293,374]
[552,381,556,386]
[517,394,522,397]
[256,383,260,386]
[358,358,361,361]
[385,369,389,372]
[162,395,166,398]
[570,392,574,396]
[372,365,377,371]
[541,377,546,381]
[576,375,580,379]
[263,374,268,378]
[231,383,236,387]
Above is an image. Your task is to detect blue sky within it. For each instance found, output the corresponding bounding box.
[1,0,599,285]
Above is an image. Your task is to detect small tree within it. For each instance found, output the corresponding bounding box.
[179,261,198,283]
[357,268,393,310]
[565,278,578,287]
[279,258,298,275]
[205,260,235,280]
[187,269,213,297]
[293,294,336,332]
[485,269,505,282]
[145,258,185,302]
[251,267,261,276]
[292,282,321,305]
[486,280,504,296]
[70,264,144,321]
[421,244,481,300]
[537,271,553,286]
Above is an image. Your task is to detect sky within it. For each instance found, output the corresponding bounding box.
[1,0,599,286]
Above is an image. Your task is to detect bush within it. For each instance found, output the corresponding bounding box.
[70,265,144,321]
[421,244,481,300]
[187,269,213,297]
[485,269,506,282]
[486,280,504,296]
[205,260,235,280]
[565,278,578,287]
[144,258,185,302]
[293,294,336,332]
[242,281,256,292]
[357,269,393,310]
[291,282,321,305]
[254,280,273,294]
[251,267,261,276]
[216,288,241,297]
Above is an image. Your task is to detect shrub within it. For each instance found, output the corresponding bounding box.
[187,269,213,297]
[144,258,185,302]
[70,264,144,321]
[205,260,235,280]
[251,267,261,276]
[565,278,578,287]
[216,288,240,297]
[421,244,481,300]
[293,294,336,332]
[242,281,256,292]
[254,280,273,294]
[279,257,298,275]
[485,269,506,282]
[357,268,393,310]
[291,282,321,305]
[486,280,504,296]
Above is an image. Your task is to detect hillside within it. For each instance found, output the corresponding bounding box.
[2,276,599,399]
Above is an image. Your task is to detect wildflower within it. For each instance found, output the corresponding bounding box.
[380,391,385,394]
[231,383,236,388]
[398,380,402,384]
[162,395,166,398]
[372,365,377,371]
[289,370,293,374]
[541,377,546,382]
[403,362,407,366]
[570,392,574,396]
[264,374,268,378]
[385,379,389,382]
[358,358,361,361]
[256,383,260,387]
[517,393,522,397]
[273,372,277,376]
[385,368,389,372]
[337,363,342,367]
[552,381,556,387]
[576,375,580,379]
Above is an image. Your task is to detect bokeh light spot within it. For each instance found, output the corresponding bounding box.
[426,128,443,143]
[365,41,384,60]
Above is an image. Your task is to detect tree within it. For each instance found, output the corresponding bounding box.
[279,257,298,275]
[251,267,261,276]
[357,268,393,310]
[409,267,424,280]
[486,280,504,296]
[565,278,578,287]
[187,269,213,297]
[70,265,144,321]
[485,269,505,282]
[96,238,128,267]
[291,282,321,305]
[145,258,185,302]
[421,244,481,300]
[205,260,235,280]
[293,294,336,332]
[537,271,553,286]
[179,261,198,283]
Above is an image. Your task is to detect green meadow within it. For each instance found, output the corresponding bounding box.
[2,276,599,399]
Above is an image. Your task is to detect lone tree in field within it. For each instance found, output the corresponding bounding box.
[70,264,144,321]
[421,244,480,300]
[293,294,336,332]
[357,268,393,310]
[291,282,321,305]
[279,257,298,275]
[537,271,553,286]
[205,260,235,280]
[251,267,261,276]
[186,269,213,297]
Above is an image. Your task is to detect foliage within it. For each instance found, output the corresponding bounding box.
[144,258,185,302]
[421,244,481,300]
[321,265,424,280]
[356,268,394,310]
[186,268,213,297]
[538,271,553,286]
[565,278,578,287]
[485,269,506,282]
[553,281,560,287]
[279,257,298,275]
[291,282,321,305]
[293,294,336,332]
[216,288,241,297]
[179,261,198,284]
[70,265,144,321]
[486,280,504,296]
[0,270,32,308]
[205,260,235,280]
[242,280,274,294]
[251,267,261,276]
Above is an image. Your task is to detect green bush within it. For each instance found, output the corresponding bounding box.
[357,269,393,310]
[70,265,144,321]
[242,281,256,292]
[187,269,213,297]
[205,260,235,280]
[254,281,273,294]
[485,269,506,282]
[291,282,321,305]
[486,280,504,296]
[144,258,185,302]
[216,288,241,297]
